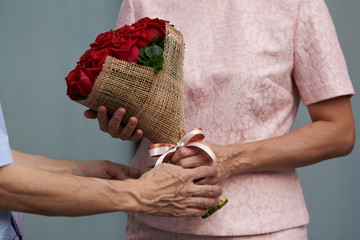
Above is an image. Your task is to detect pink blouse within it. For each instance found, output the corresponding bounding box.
[117,0,354,236]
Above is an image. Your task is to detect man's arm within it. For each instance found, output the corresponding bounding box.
[0,158,221,217]
[12,150,77,174]
[11,150,144,180]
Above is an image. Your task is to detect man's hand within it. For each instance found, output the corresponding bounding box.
[75,160,145,180]
[84,106,143,141]
[130,163,222,217]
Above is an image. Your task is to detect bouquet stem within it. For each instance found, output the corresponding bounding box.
[201,193,228,219]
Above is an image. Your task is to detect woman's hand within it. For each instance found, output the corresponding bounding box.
[84,106,143,141]
[170,146,230,184]
[172,96,356,181]
[75,160,145,180]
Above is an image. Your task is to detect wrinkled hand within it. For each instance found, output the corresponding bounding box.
[75,160,145,180]
[134,163,222,217]
[170,145,231,183]
[84,106,143,141]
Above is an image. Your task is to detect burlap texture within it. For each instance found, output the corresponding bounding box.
[77,23,186,144]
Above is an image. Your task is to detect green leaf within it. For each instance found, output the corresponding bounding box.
[153,55,164,72]
[144,45,153,58]
[151,35,158,44]
[144,44,163,58]
[138,48,149,64]
[153,45,163,55]
[152,55,164,70]
[137,36,165,72]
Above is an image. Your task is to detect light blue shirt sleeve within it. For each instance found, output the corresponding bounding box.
[0,102,19,240]
[0,103,13,167]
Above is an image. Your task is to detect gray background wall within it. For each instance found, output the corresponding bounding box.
[0,0,358,239]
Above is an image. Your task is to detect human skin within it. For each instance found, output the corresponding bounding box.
[86,96,355,182]
[0,150,222,217]
[84,106,143,141]
[171,96,356,182]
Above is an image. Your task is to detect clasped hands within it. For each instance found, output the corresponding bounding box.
[83,106,225,217]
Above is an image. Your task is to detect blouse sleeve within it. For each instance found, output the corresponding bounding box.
[116,0,136,29]
[293,0,354,106]
[0,104,13,167]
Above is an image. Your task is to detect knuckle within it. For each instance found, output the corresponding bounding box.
[207,187,217,196]
[209,198,220,207]
[180,171,192,181]
[179,186,190,197]
[213,186,222,196]
[112,116,122,124]
[177,148,188,158]
[120,132,130,140]
[107,126,116,133]
[108,125,117,133]
[205,166,217,177]
[177,159,186,167]
[128,119,137,127]
[114,108,124,116]
[201,198,215,208]
[202,199,211,208]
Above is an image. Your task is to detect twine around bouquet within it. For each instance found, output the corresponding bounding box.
[77,23,186,144]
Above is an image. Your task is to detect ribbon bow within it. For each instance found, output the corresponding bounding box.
[149,128,217,167]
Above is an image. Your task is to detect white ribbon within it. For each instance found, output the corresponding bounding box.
[149,128,217,167]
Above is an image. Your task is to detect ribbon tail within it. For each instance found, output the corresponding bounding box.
[154,153,168,167]
[149,146,174,158]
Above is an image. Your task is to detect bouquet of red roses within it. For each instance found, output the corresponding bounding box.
[65,17,227,218]
[65,17,186,144]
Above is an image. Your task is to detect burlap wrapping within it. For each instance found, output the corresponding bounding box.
[77,23,186,144]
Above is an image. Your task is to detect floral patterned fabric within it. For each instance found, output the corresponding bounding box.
[117,0,354,237]
[126,215,307,240]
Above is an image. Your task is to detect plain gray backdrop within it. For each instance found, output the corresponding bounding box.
[0,0,359,239]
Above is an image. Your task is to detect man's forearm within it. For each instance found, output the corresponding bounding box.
[0,163,139,216]
[11,150,78,175]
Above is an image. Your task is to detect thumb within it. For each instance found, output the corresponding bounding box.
[84,109,97,119]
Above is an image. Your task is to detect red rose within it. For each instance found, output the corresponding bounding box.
[77,48,96,65]
[112,32,140,62]
[127,23,152,48]
[126,18,168,49]
[136,18,167,41]
[77,48,112,76]
[113,28,131,45]
[78,48,97,67]
[90,30,115,49]
[65,65,95,100]
[91,48,112,66]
